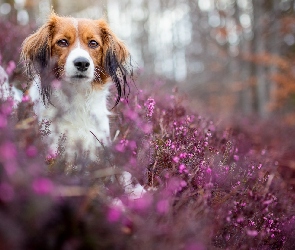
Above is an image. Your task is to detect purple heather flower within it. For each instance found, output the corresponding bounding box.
[145,97,156,117]
[5,60,15,75]
[22,95,30,102]
[180,180,187,188]
[107,206,122,223]
[173,156,180,163]
[32,178,53,195]
[1,101,12,115]
[157,199,169,214]
[179,164,188,173]
[0,113,7,128]
[247,230,258,237]
[26,145,38,157]
[0,141,16,160]
[46,150,58,161]
[131,194,153,211]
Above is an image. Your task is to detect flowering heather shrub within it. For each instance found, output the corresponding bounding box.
[111,89,295,249]
[1,74,295,249]
[1,31,295,249]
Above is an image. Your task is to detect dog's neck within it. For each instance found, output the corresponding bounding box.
[30,78,111,160]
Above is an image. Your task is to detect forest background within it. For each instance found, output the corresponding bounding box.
[1,0,295,120]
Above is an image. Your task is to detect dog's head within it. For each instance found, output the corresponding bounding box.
[21,12,131,106]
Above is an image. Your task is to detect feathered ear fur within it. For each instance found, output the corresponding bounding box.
[21,13,57,104]
[99,20,131,107]
[21,23,51,78]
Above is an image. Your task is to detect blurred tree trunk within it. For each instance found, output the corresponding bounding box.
[231,1,244,114]
[236,2,252,114]
[136,0,153,74]
[25,0,39,22]
[240,40,252,115]
[251,0,268,117]
[266,0,280,112]
[185,1,206,92]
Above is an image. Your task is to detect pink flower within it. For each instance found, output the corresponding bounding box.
[179,164,188,173]
[180,153,187,158]
[26,145,38,157]
[0,141,16,160]
[1,101,12,115]
[22,95,30,102]
[157,199,169,214]
[263,199,273,205]
[132,195,152,211]
[180,180,187,187]
[144,97,156,117]
[142,123,152,133]
[4,161,17,176]
[173,156,179,163]
[6,61,16,75]
[247,230,258,237]
[126,109,138,120]
[128,140,137,150]
[107,206,122,223]
[115,143,125,152]
[115,139,129,152]
[32,178,53,194]
[0,114,7,128]
[46,150,57,160]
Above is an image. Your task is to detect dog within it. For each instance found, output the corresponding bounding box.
[21,12,130,161]
[21,13,146,199]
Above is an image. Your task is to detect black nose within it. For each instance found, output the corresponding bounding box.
[73,57,90,72]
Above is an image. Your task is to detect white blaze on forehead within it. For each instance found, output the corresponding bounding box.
[62,18,95,84]
[71,18,81,48]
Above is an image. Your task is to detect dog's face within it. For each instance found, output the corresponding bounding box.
[21,13,130,105]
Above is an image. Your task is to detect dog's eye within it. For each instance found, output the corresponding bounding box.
[88,40,99,49]
[57,39,69,47]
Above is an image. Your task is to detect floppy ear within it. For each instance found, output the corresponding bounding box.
[21,23,52,78]
[21,14,57,104]
[99,20,131,107]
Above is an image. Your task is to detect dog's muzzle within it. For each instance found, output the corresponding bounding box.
[74,57,90,72]
[64,48,94,82]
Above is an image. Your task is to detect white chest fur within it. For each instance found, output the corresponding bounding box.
[30,80,111,161]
